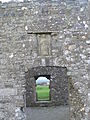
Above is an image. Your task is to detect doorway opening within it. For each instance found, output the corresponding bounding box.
[35,75,51,101]
[26,66,68,107]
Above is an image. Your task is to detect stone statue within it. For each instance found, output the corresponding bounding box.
[37,34,51,56]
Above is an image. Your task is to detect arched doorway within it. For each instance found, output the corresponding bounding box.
[36,76,51,101]
[26,66,68,107]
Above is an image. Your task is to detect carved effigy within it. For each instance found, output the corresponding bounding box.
[37,34,51,56]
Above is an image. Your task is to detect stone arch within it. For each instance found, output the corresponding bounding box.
[25,66,69,107]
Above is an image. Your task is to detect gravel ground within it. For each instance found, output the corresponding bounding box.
[25,106,70,120]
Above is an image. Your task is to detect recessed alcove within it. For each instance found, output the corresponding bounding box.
[26,66,68,107]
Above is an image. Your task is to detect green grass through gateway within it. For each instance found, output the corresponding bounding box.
[36,85,50,101]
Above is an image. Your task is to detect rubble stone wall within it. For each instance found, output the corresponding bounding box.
[0,0,90,120]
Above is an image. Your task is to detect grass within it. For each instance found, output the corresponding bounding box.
[36,85,50,101]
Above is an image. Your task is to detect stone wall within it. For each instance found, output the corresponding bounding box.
[69,77,85,120]
[0,0,90,120]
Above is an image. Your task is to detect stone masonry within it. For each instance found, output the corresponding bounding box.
[0,0,90,120]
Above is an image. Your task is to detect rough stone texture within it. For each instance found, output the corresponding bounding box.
[69,77,85,120]
[26,66,68,107]
[26,106,69,120]
[0,0,90,120]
